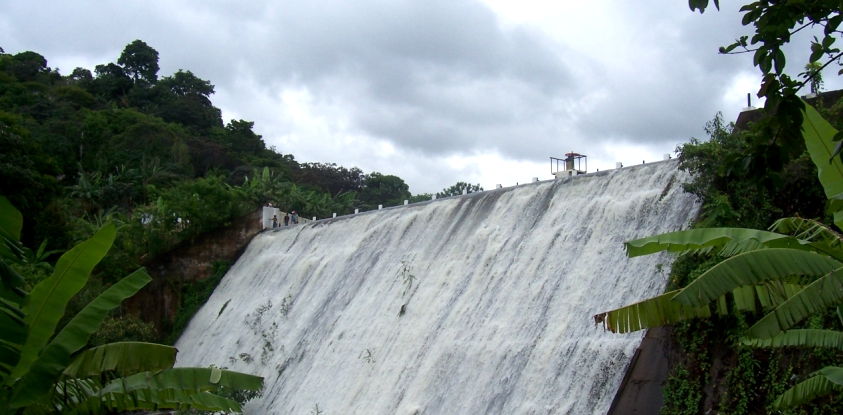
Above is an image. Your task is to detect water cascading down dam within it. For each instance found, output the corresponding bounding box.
[176,159,699,414]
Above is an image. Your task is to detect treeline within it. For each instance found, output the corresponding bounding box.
[1,40,415,254]
[0,40,487,255]
[0,40,486,342]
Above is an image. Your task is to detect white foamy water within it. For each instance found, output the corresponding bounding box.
[176,160,699,414]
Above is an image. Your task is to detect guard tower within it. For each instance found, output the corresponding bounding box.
[551,152,587,178]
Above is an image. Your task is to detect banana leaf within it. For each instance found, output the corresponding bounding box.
[69,367,263,414]
[0,305,27,377]
[672,249,841,307]
[0,196,27,352]
[71,387,244,415]
[0,259,26,305]
[624,228,811,258]
[742,329,843,349]
[747,270,843,339]
[801,102,843,229]
[63,342,177,379]
[594,290,712,333]
[0,196,23,262]
[99,367,264,395]
[7,224,116,384]
[596,283,803,333]
[772,366,843,409]
[733,281,804,313]
[770,217,843,262]
[9,268,151,407]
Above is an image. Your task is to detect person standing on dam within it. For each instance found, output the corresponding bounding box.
[284,213,290,226]
[291,211,298,224]
[272,215,278,228]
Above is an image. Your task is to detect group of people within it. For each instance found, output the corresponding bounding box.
[271,210,298,228]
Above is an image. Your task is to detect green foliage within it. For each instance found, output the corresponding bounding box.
[690,0,843,206]
[806,62,825,94]
[409,193,433,203]
[0,40,415,345]
[166,260,231,345]
[117,40,159,84]
[89,314,156,347]
[360,172,411,209]
[291,163,366,197]
[0,198,262,414]
[436,181,483,198]
[661,365,703,415]
[677,113,783,229]
[597,101,843,411]
[724,348,760,414]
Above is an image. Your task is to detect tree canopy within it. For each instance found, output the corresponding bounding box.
[436,181,483,198]
[117,40,159,84]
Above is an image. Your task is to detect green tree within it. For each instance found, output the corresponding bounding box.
[360,172,411,209]
[692,0,843,178]
[806,61,824,95]
[409,193,433,203]
[67,67,93,85]
[225,119,265,155]
[117,40,160,85]
[91,63,133,101]
[151,70,222,133]
[291,162,366,196]
[8,52,47,82]
[436,182,483,198]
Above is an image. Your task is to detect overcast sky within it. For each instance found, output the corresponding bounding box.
[2,0,839,194]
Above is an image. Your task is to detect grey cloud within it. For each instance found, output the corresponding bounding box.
[1,0,793,192]
[2,0,579,162]
[230,0,581,158]
[571,2,758,148]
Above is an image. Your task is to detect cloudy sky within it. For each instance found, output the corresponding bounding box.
[2,0,839,194]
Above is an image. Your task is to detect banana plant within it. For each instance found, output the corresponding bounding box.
[0,196,263,414]
[594,102,843,409]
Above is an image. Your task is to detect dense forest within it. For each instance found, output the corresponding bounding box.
[0,40,485,345]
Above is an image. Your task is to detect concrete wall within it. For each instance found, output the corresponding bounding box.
[606,327,677,414]
[262,206,311,228]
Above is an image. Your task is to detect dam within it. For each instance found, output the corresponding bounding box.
[175,159,699,414]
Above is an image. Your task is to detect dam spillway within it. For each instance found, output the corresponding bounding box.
[175,160,699,414]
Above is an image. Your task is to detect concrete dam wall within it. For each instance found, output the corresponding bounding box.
[175,160,699,414]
